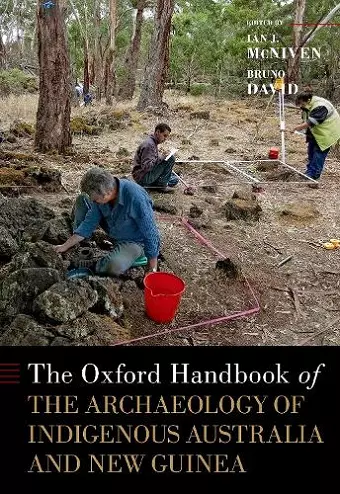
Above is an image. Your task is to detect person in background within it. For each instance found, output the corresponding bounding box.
[53,167,161,274]
[132,123,179,193]
[291,91,340,182]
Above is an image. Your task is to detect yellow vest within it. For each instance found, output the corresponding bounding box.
[303,96,340,151]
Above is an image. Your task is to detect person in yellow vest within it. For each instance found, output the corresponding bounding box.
[291,92,340,181]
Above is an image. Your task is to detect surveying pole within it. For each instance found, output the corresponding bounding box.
[274,77,286,163]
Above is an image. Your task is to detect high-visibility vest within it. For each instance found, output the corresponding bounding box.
[303,96,340,151]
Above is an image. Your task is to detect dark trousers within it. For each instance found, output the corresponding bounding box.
[137,156,179,187]
[306,138,330,180]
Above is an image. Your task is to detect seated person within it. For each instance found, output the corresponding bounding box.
[53,167,160,275]
[132,122,179,192]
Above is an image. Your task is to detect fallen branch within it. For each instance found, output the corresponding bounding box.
[295,316,340,346]
[270,286,290,292]
[264,241,283,255]
[277,255,293,267]
[289,286,302,317]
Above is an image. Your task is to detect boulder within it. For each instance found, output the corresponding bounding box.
[0,225,18,260]
[21,219,50,243]
[58,312,131,344]
[50,337,73,346]
[0,314,55,346]
[0,268,62,316]
[120,280,142,309]
[120,267,145,289]
[9,241,65,272]
[88,276,124,318]
[43,216,73,244]
[0,197,55,239]
[33,279,98,323]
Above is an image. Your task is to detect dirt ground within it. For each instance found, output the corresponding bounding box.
[1,91,340,347]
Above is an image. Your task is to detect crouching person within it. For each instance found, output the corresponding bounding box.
[54,167,160,274]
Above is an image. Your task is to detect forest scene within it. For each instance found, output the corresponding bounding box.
[1,0,340,347]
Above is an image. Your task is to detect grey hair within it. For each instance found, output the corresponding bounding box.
[80,167,117,198]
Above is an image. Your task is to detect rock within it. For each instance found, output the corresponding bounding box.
[21,219,50,242]
[190,111,210,120]
[225,147,237,154]
[189,204,203,218]
[88,276,124,318]
[58,197,73,209]
[50,337,73,346]
[0,268,62,316]
[33,279,98,323]
[210,139,219,146]
[181,138,191,145]
[203,185,218,194]
[0,314,55,346]
[215,258,242,279]
[43,216,73,244]
[0,225,19,260]
[224,198,262,221]
[153,199,178,215]
[120,280,141,309]
[232,188,257,201]
[9,241,65,272]
[280,203,319,221]
[0,197,55,239]
[60,312,131,345]
[121,267,145,289]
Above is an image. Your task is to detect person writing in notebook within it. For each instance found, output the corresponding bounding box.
[132,123,179,193]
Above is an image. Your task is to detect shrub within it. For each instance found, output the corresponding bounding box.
[0,69,38,96]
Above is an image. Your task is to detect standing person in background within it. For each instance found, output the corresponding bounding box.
[132,123,179,193]
[291,92,340,182]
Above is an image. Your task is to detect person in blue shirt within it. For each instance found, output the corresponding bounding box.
[54,167,160,274]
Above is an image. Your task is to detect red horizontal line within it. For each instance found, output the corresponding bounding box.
[0,363,20,366]
[289,23,340,26]
[0,382,20,384]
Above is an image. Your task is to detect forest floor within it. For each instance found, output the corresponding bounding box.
[1,91,340,347]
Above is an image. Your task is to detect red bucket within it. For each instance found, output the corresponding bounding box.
[143,272,186,323]
[268,147,279,159]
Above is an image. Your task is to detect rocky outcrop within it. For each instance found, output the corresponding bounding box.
[33,279,98,323]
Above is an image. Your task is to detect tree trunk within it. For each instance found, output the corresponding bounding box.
[105,0,117,105]
[137,0,175,111]
[83,38,90,94]
[34,0,71,153]
[0,32,6,68]
[287,0,306,83]
[118,0,146,100]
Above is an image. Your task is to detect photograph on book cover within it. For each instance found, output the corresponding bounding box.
[0,0,340,349]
